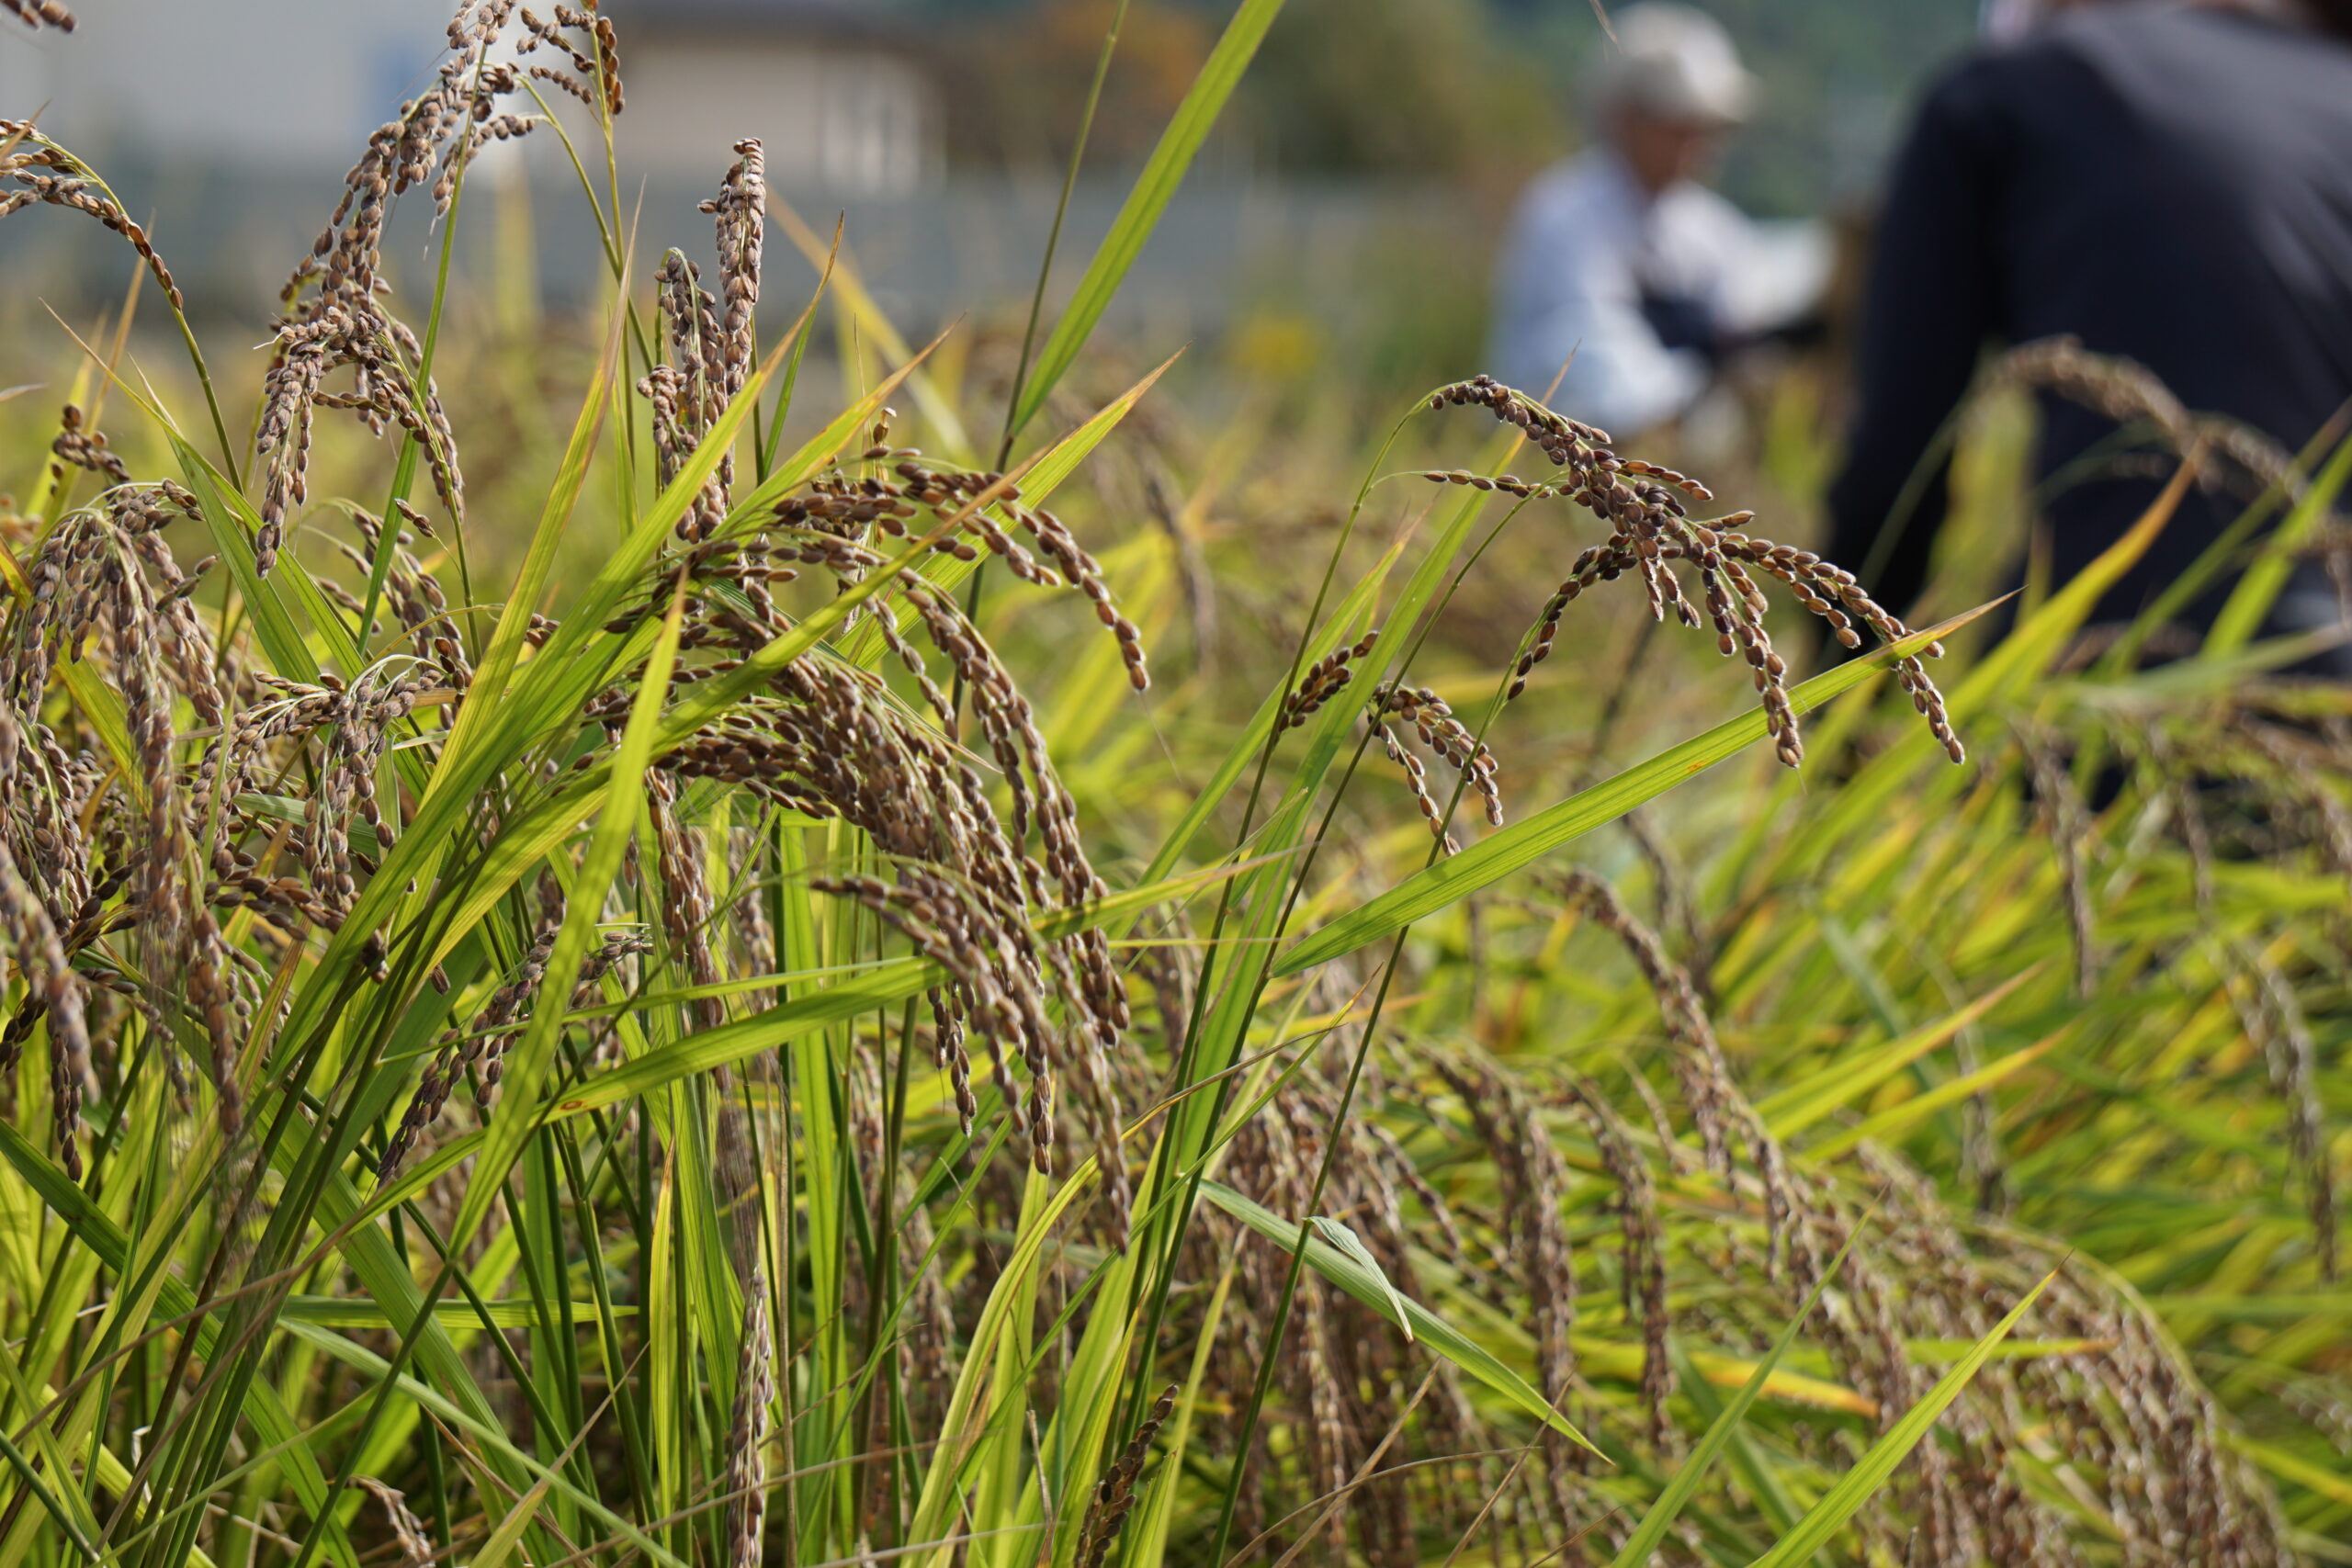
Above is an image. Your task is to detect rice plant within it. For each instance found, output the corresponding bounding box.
[2,4,2348,1567]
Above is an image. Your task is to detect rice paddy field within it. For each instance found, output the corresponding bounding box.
[2,2,2351,1565]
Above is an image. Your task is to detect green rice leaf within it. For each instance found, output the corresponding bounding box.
[1745,1269,2056,1567]
[1006,0,1286,439]
[1610,1220,1866,1567]
[1804,1025,2068,1160]
[451,578,685,1247]
[1312,1215,1413,1342]
[1202,1180,1598,1454]
[2206,433,2352,656]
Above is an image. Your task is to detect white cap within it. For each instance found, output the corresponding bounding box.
[1589,4,1757,128]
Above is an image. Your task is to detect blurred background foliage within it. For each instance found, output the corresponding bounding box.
[0,0,1982,412]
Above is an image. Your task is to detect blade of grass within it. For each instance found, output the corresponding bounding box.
[1610,1219,1869,1566]
[997,0,1129,467]
[1005,0,1288,442]
[769,200,974,464]
[1745,1269,2057,1567]
[1755,969,2037,1137]
[1803,1025,2069,1161]
[450,577,688,1247]
[2205,434,2352,656]
[1200,1180,1596,1451]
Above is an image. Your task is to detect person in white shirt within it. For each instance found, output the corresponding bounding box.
[1487,5,1817,436]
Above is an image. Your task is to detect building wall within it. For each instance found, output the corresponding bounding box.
[2,1,938,192]
[0,2,1482,369]
[1,0,452,165]
[618,37,936,193]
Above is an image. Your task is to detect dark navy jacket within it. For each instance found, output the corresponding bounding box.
[1826,4,2352,667]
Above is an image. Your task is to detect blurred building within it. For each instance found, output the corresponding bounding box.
[601,2,940,193]
[0,0,1380,345]
[0,0,456,170]
[0,0,969,326]
[1,0,940,194]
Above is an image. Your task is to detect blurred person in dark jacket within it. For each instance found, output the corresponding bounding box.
[1825,0,2352,671]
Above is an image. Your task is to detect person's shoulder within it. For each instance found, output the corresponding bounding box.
[1521,152,1614,209]
[1913,41,2030,117]
[1506,152,1625,234]
[1903,28,2083,141]
[1933,4,2217,90]
[2044,2,2346,75]
[1922,6,2335,124]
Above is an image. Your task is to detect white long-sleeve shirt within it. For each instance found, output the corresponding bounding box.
[1487,149,1823,437]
